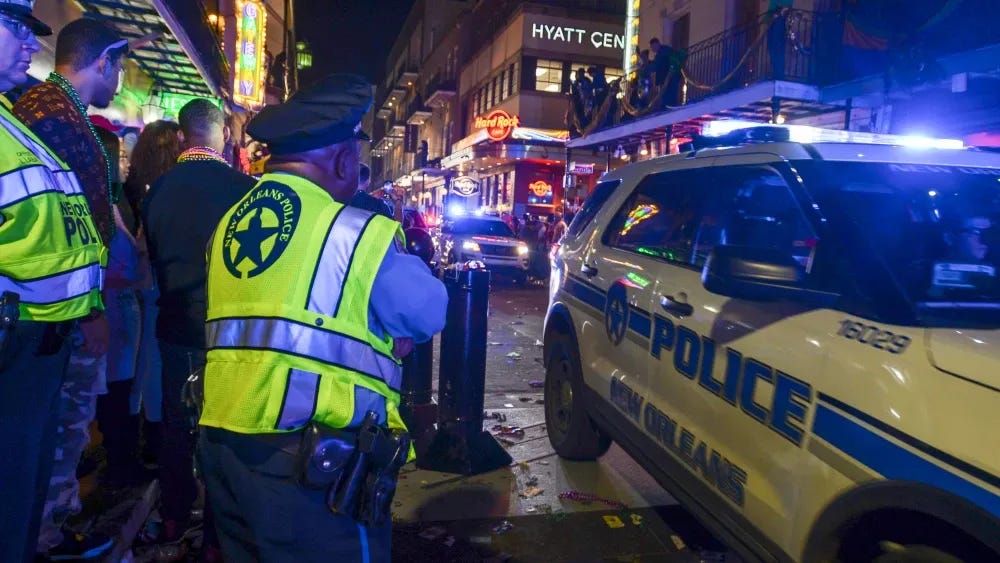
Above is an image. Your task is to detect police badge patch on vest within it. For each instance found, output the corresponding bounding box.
[223,181,302,278]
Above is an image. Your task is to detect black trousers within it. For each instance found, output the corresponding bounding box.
[198,427,392,563]
[0,321,70,563]
[158,340,203,526]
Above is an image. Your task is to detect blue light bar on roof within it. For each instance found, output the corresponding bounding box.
[701,120,965,150]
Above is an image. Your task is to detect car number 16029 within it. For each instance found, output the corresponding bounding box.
[837,319,912,354]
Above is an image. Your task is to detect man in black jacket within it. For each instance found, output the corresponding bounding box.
[142,99,255,555]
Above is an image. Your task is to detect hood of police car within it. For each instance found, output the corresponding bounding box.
[927,329,1000,391]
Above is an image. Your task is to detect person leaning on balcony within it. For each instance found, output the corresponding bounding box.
[197,73,447,563]
[0,3,106,562]
[768,0,793,80]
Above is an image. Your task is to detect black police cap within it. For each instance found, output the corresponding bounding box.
[247,73,373,155]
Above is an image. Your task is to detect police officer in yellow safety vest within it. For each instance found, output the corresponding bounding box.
[0,2,105,562]
[198,73,447,563]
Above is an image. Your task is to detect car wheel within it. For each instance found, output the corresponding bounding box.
[545,331,612,460]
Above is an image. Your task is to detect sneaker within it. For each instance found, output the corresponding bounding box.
[47,532,113,561]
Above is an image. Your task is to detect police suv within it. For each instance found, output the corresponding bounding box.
[437,215,530,283]
[543,122,1000,563]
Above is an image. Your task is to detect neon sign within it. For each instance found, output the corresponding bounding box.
[474,110,520,142]
[624,0,641,79]
[233,0,267,109]
[529,180,553,197]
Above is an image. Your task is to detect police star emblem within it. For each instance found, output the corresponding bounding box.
[604,281,630,346]
[222,182,302,279]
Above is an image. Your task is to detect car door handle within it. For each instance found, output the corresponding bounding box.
[660,294,694,317]
[581,263,598,278]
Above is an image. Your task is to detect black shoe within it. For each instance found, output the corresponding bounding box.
[47,531,113,561]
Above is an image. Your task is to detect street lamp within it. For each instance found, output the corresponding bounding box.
[296,40,312,70]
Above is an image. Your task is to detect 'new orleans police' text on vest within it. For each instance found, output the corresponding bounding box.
[201,173,408,436]
[0,104,105,322]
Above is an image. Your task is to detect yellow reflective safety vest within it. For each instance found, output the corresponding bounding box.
[0,104,104,321]
[202,173,409,437]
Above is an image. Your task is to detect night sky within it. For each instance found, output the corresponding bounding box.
[295,0,415,87]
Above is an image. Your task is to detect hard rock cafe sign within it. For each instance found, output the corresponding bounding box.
[474,110,520,142]
[451,176,481,196]
[529,180,553,198]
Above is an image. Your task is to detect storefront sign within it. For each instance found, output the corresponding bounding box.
[159,93,222,118]
[568,162,596,175]
[452,176,481,197]
[529,180,553,198]
[233,0,267,109]
[530,23,625,50]
[474,110,520,142]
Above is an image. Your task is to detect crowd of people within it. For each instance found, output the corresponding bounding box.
[1,4,446,563]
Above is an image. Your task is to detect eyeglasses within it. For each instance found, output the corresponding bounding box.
[0,16,32,41]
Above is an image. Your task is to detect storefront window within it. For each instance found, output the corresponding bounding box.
[605,67,625,84]
[535,59,562,93]
[509,62,520,97]
[499,72,507,103]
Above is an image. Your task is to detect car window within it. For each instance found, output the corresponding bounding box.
[447,218,515,237]
[567,179,620,238]
[604,166,817,271]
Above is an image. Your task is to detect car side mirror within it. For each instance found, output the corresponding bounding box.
[702,245,838,306]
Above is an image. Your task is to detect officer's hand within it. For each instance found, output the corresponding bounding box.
[393,337,414,359]
[80,314,110,357]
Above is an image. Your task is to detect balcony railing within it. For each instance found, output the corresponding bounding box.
[425,74,457,107]
[406,96,433,125]
[570,4,1000,139]
[568,8,832,138]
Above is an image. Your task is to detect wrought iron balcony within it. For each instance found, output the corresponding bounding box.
[568,8,827,138]
[406,95,433,125]
[425,74,457,107]
[387,118,406,139]
[570,4,1000,140]
[396,63,420,89]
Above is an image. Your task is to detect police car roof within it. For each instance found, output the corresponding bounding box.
[601,131,1000,184]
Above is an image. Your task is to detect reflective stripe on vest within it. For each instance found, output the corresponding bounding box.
[0,262,103,305]
[307,206,377,320]
[0,107,103,322]
[206,316,403,392]
[0,166,83,208]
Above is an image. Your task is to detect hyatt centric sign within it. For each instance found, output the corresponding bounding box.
[529,20,625,52]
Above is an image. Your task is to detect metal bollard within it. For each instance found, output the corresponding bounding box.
[416,264,512,475]
[399,339,436,435]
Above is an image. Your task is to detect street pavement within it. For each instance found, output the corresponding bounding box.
[391,281,738,562]
[73,281,736,562]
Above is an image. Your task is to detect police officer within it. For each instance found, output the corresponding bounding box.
[0,3,105,562]
[198,74,447,562]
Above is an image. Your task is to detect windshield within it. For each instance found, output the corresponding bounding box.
[446,218,515,237]
[808,161,1000,316]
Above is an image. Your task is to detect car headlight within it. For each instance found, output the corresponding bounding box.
[517,243,529,256]
[462,240,481,252]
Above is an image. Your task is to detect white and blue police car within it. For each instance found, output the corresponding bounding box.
[544,122,1000,563]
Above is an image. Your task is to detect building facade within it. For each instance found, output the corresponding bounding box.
[568,0,1000,161]
[372,0,627,222]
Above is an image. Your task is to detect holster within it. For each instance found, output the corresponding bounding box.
[0,291,19,371]
[297,411,411,527]
[296,423,357,490]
